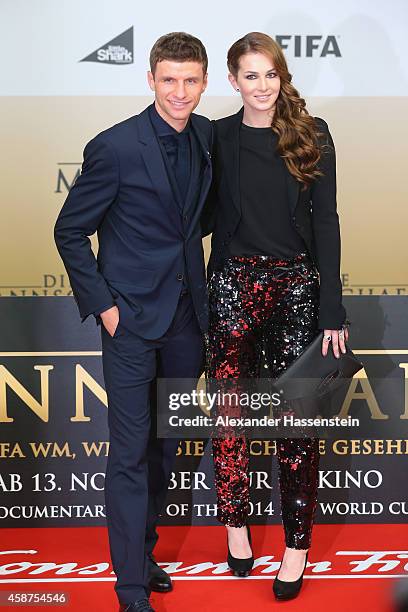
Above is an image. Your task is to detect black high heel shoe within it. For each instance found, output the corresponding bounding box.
[273,551,308,600]
[227,525,254,577]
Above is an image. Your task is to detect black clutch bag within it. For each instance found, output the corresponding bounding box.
[272,331,364,401]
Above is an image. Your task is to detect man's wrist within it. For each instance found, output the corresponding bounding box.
[94,303,115,318]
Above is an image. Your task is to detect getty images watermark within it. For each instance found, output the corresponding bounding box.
[156,378,363,439]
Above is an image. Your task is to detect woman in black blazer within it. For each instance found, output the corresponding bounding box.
[203,32,348,600]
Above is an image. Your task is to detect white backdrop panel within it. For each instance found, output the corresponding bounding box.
[1,0,407,96]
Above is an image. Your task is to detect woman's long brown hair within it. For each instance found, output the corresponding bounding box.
[228,32,324,188]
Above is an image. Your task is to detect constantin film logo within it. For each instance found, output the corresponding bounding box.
[0,548,407,581]
[80,27,133,65]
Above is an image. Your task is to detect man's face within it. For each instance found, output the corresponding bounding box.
[147,60,208,131]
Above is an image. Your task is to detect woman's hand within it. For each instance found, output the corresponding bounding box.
[322,327,349,358]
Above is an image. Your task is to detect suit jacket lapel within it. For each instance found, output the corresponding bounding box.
[286,170,300,218]
[219,108,242,216]
[219,107,301,219]
[188,117,212,214]
[136,108,182,232]
[182,132,198,213]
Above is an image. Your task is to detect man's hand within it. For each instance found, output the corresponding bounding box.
[100,305,120,338]
[322,327,349,358]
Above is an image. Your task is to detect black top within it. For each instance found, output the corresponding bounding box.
[229,123,305,258]
[148,103,191,204]
[203,109,346,329]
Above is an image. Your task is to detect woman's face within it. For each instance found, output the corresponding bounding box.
[229,52,281,116]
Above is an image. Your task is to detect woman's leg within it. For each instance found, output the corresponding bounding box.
[276,437,320,549]
[207,260,262,531]
[264,256,320,557]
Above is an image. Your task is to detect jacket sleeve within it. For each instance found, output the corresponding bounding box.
[311,118,347,330]
[54,135,119,321]
[201,120,219,238]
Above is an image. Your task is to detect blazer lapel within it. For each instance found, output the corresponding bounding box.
[286,169,300,218]
[219,108,301,219]
[188,116,212,214]
[136,108,182,232]
[219,108,243,216]
[182,132,198,214]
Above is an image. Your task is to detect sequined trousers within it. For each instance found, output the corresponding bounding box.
[206,252,320,549]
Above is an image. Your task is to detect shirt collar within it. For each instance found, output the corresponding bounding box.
[149,103,190,138]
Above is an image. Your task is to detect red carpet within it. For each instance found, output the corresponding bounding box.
[0,525,406,611]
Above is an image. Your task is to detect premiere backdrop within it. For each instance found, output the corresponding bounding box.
[0,0,407,527]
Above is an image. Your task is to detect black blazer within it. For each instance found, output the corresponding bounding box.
[202,108,346,330]
[55,105,212,340]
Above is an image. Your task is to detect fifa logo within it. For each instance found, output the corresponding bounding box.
[275,35,341,57]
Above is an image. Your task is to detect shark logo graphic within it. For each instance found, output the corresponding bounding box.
[80,27,133,65]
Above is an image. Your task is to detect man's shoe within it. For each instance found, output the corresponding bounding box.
[119,599,155,612]
[147,553,173,593]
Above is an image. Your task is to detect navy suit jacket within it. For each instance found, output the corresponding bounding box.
[54,105,212,339]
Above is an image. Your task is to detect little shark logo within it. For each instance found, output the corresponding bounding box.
[80,27,133,65]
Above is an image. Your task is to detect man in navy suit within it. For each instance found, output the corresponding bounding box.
[54,32,212,612]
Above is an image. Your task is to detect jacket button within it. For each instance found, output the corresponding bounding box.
[183,214,188,221]
[177,273,184,281]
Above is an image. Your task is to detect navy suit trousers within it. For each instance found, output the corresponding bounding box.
[101,292,204,603]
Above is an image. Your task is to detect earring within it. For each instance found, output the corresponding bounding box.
[236,88,239,91]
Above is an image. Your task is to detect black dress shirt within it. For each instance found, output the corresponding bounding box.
[149,104,191,206]
[149,103,197,292]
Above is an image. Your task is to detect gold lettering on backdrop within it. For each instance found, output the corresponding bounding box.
[333,439,408,455]
[81,442,110,457]
[399,363,408,419]
[0,365,54,423]
[0,443,25,458]
[176,441,205,456]
[71,365,107,422]
[384,440,407,453]
[337,369,388,420]
[29,442,74,458]
[186,441,203,456]
[250,440,277,456]
[249,441,264,456]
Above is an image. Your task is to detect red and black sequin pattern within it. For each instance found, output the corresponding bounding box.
[206,253,320,548]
